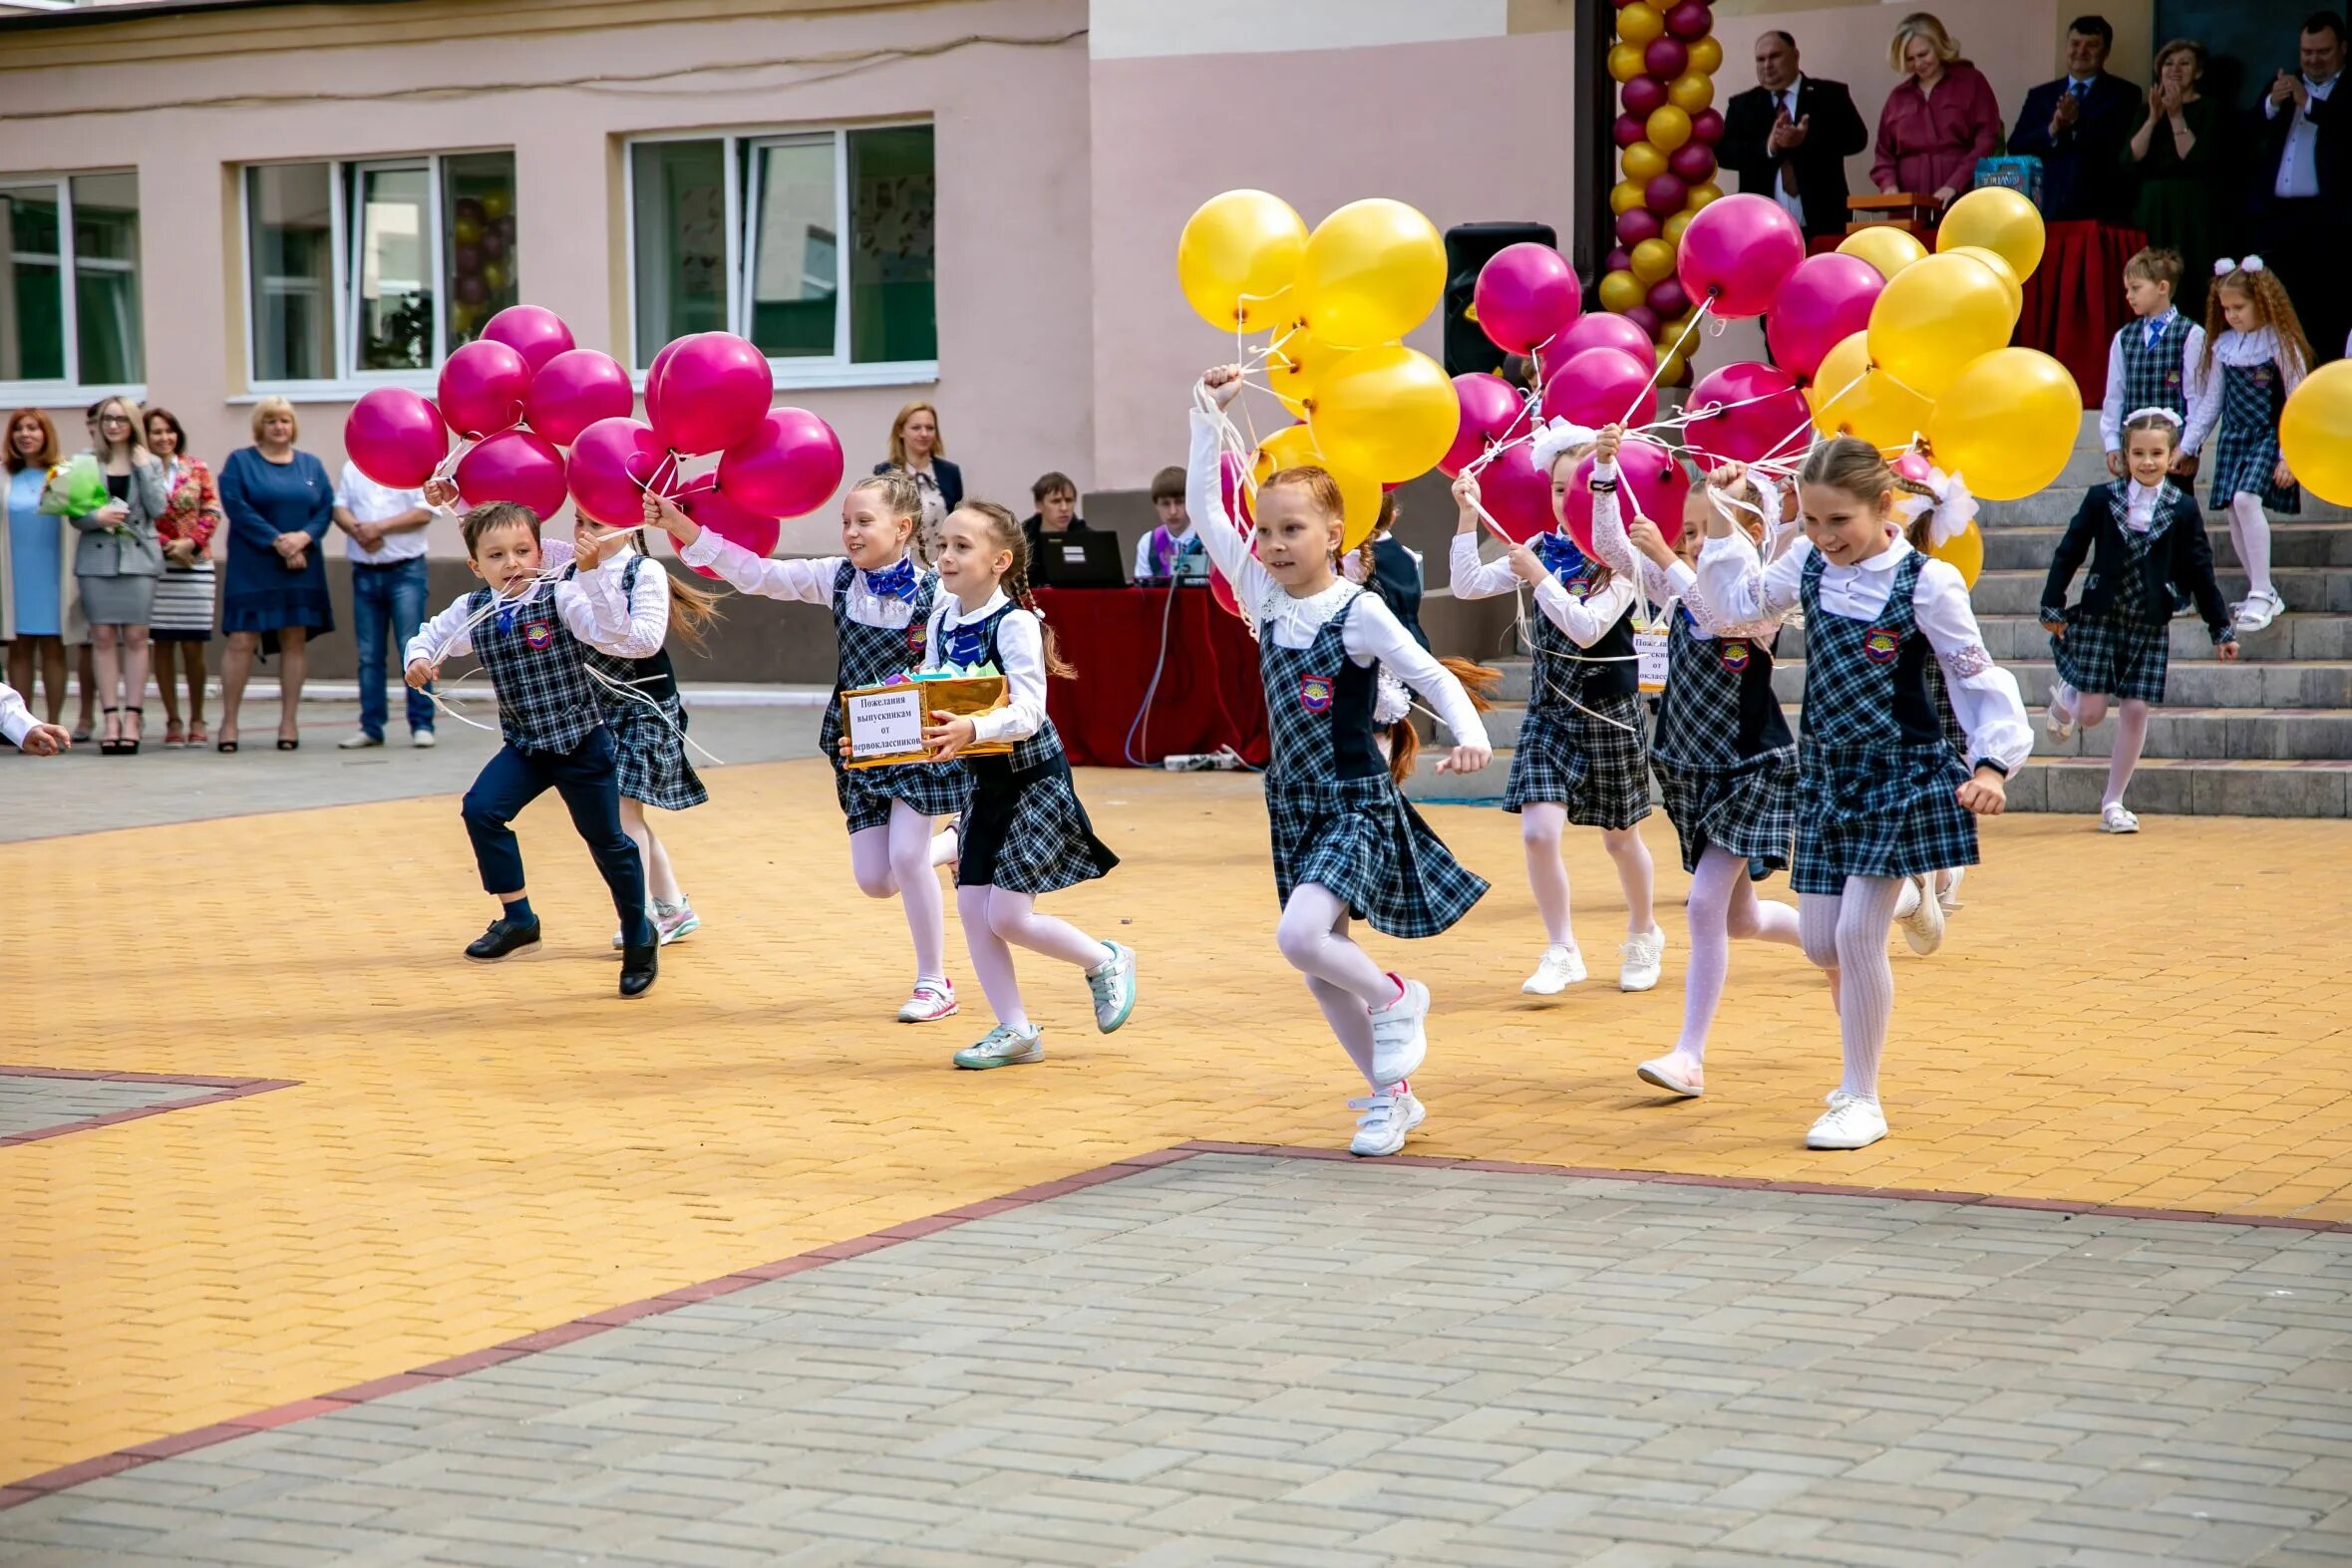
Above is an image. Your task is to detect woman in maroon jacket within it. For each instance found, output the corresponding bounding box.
[1871,13,2003,210]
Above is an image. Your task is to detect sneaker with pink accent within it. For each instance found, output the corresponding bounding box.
[897,980,959,1024]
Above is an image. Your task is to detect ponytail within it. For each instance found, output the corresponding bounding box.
[1384,656,1501,787]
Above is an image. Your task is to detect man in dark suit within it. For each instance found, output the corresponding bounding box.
[2008,16,2140,222]
[1720,32,1870,243]
[2257,10,2347,363]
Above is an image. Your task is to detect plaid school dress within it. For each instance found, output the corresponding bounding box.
[1791,551,1978,896]
[950,603,1118,895]
[469,569,606,756]
[1505,555,1650,829]
[828,561,972,834]
[581,555,707,811]
[2050,486,2176,705]
[2207,357,2299,514]
[1650,605,1798,876]
[1261,590,1487,938]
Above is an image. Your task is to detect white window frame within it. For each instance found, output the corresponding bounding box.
[622,122,938,393]
[0,169,147,407]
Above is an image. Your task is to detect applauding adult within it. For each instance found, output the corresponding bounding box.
[1721,32,1869,243]
[2009,16,2140,222]
[2124,40,2223,321]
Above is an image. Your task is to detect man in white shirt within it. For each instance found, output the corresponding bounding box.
[2259,11,2348,363]
[1,679,71,754]
[333,461,438,749]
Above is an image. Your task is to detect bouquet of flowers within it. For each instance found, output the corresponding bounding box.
[37,454,109,519]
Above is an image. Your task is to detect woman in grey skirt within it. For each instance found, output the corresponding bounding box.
[70,396,166,755]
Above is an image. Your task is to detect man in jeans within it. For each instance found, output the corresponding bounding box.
[334,461,437,749]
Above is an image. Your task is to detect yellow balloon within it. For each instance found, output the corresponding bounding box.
[1687,36,1723,74]
[1867,252,2015,401]
[1617,2,1664,44]
[1646,106,1693,153]
[1927,347,2081,500]
[1659,347,1689,385]
[1622,141,1669,183]
[1176,188,1308,332]
[1926,518,1983,589]
[1937,185,2046,282]
[1808,331,1934,450]
[1945,244,2023,326]
[1662,209,1695,247]
[2280,361,2352,505]
[1686,180,1723,211]
[1630,237,1678,285]
[1598,268,1647,314]
[1668,71,1715,114]
[1308,344,1460,481]
[1296,197,1445,349]
[1611,178,1647,216]
[1609,41,1647,82]
[1262,325,1351,413]
[1838,224,1927,280]
[1251,422,1321,487]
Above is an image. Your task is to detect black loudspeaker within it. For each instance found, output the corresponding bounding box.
[1444,221,1559,377]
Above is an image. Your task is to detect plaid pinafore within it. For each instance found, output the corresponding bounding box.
[2207,356,2299,514]
[1261,590,1487,938]
[950,604,1118,895]
[580,555,707,811]
[2120,313,2194,423]
[2051,485,2176,705]
[1791,551,1977,895]
[1504,559,1650,829]
[469,569,605,756]
[828,561,972,834]
[1650,606,1798,876]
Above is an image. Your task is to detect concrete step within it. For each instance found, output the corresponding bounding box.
[1485,654,2352,709]
[1978,520,2352,572]
[1970,567,2352,617]
[1969,612,2352,662]
[1982,490,2352,526]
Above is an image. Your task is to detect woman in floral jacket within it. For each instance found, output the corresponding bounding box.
[145,407,224,747]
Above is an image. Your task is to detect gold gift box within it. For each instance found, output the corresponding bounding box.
[840,674,1013,769]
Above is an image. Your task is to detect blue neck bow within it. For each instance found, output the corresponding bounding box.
[940,612,994,669]
[863,555,919,604]
[1535,531,1586,579]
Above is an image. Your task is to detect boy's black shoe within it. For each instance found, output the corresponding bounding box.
[619,940,658,998]
[466,914,542,962]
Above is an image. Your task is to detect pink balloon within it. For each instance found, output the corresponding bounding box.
[1552,312,1658,370]
[1891,453,1934,484]
[675,473,780,578]
[1765,252,1887,381]
[1218,451,1256,524]
[643,337,684,429]
[1685,362,1809,466]
[1623,304,1664,342]
[1477,438,1555,544]
[437,339,532,440]
[1675,192,1806,319]
[344,388,446,489]
[1474,243,1582,355]
[716,407,845,519]
[1617,208,1663,246]
[1442,373,1525,477]
[1690,108,1725,146]
[524,349,635,447]
[455,429,569,519]
[1559,439,1691,555]
[480,305,575,375]
[1613,114,1647,149]
[567,416,669,528]
[1647,277,1692,319]
[1541,347,1657,430]
[651,332,774,456]
[1668,143,1717,184]
[1623,76,1667,117]
[1644,173,1689,216]
[1644,37,1687,78]
[1665,0,1712,38]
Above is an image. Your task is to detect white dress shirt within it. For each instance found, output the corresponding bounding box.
[679,533,921,630]
[2183,327,2308,457]
[1584,462,1788,641]
[335,462,430,564]
[2267,73,2339,198]
[2124,479,2166,532]
[1183,408,1489,748]
[1695,532,2035,775]
[2099,311,2210,455]
[0,679,36,748]
[403,538,663,667]
[1449,528,1640,647]
[1770,77,1807,223]
[918,587,1049,746]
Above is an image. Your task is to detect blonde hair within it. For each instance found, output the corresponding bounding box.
[886,401,943,468]
[1889,12,1961,69]
[955,499,1075,679]
[91,395,150,465]
[249,396,299,444]
[1800,438,1901,541]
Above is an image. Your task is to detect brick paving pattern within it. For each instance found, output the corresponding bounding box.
[0,1074,210,1140]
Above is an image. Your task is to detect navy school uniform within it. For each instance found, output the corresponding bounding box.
[826,560,972,832]
[2042,479,2234,704]
[2202,334,2300,515]
[1508,539,1650,830]
[1651,602,1799,877]
[581,553,707,812]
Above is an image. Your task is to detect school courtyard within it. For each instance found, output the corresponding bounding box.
[3,716,2349,1566]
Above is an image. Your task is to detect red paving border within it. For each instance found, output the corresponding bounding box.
[0,1067,299,1148]
[6,1139,2347,1511]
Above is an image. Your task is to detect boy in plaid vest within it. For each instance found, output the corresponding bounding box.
[2099,248,2208,491]
[404,501,660,997]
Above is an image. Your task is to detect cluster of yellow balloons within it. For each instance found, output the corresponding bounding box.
[2281,362,2352,506]
[1808,187,2080,504]
[1177,189,1460,550]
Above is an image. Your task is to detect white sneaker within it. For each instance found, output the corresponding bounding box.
[1368,977,1430,1088]
[412,729,438,749]
[1807,1090,1889,1150]
[1636,1052,1704,1098]
[953,1023,1043,1070]
[897,979,958,1023]
[1348,1087,1427,1157]
[2234,590,2283,633]
[1521,946,1586,995]
[1894,873,1945,956]
[1618,927,1666,992]
[1936,867,1965,913]
[1085,942,1139,1033]
[337,731,383,750]
[655,898,699,944]
[2100,801,2140,834]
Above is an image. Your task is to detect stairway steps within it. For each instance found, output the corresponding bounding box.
[1979,521,2352,572]
[1969,567,2352,616]
[1981,491,2352,526]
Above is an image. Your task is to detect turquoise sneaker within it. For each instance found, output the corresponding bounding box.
[1085,942,1139,1034]
[953,1024,1044,1071]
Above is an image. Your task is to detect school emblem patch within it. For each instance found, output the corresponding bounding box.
[1718,639,1752,674]
[522,619,555,652]
[905,621,928,658]
[1861,627,1900,665]
[1299,674,1335,714]
[1567,572,1597,601]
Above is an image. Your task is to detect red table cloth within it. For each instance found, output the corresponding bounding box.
[1031,586,1269,768]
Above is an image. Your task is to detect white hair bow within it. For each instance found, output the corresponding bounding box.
[2214,255,2266,277]
[2124,406,2184,428]
[1894,464,1978,546]
[1529,417,1598,474]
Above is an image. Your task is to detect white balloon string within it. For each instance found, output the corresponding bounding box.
[583,661,727,768]
[1617,297,1713,428]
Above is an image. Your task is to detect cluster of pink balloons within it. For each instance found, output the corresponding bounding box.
[343,310,845,566]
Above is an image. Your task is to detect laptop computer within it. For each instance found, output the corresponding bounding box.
[1030,530,1128,588]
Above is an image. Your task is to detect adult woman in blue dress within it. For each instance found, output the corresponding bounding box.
[3,409,78,729]
[217,397,334,752]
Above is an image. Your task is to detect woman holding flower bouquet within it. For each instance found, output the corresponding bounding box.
[71,396,167,756]
[144,407,223,748]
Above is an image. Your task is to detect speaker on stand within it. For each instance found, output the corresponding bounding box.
[1443,221,1560,378]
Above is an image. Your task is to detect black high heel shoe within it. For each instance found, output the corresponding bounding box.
[122,706,143,756]
[98,707,124,756]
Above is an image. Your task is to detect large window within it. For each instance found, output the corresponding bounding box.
[628,124,935,381]
[243,151,516,387]
[0,171,143,392]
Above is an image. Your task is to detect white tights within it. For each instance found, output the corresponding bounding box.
[1275,883,1397,1091]
[848,800,948,984]
[618,798,683,906]
[955,884,1107,1031]
[1519,803,1656,951]
[1673,847,1803,1063]
[1797,876,1906,1104]
[2068,690,2153,809]
[2228,491,2275,601]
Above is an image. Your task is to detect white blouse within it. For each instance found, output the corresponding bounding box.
[1584,460,1787,643]
[403,538,663,667]
[919,587,1048,747]
[1695,532,2035,776]
[679,533,919,630]
[0,679,34,749]
[2125,479,2166,532]
[1448,530,1639,648]
[2184,327,2307,457]
[1184,409,1489,749]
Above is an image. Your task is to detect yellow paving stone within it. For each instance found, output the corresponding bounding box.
[2,761,2349,1481]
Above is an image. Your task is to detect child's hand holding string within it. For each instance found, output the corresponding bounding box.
[1201,365,1245,411]
[923,711,978,761]
[405,658,438,690]
[641,490,696,541]
[1957,767,2007,816]
[424,477,460,510]
[1507,540,1547,584]
[1452,470,1485,534]
[1594,424,1624,465]
[1626,516,1678,569]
